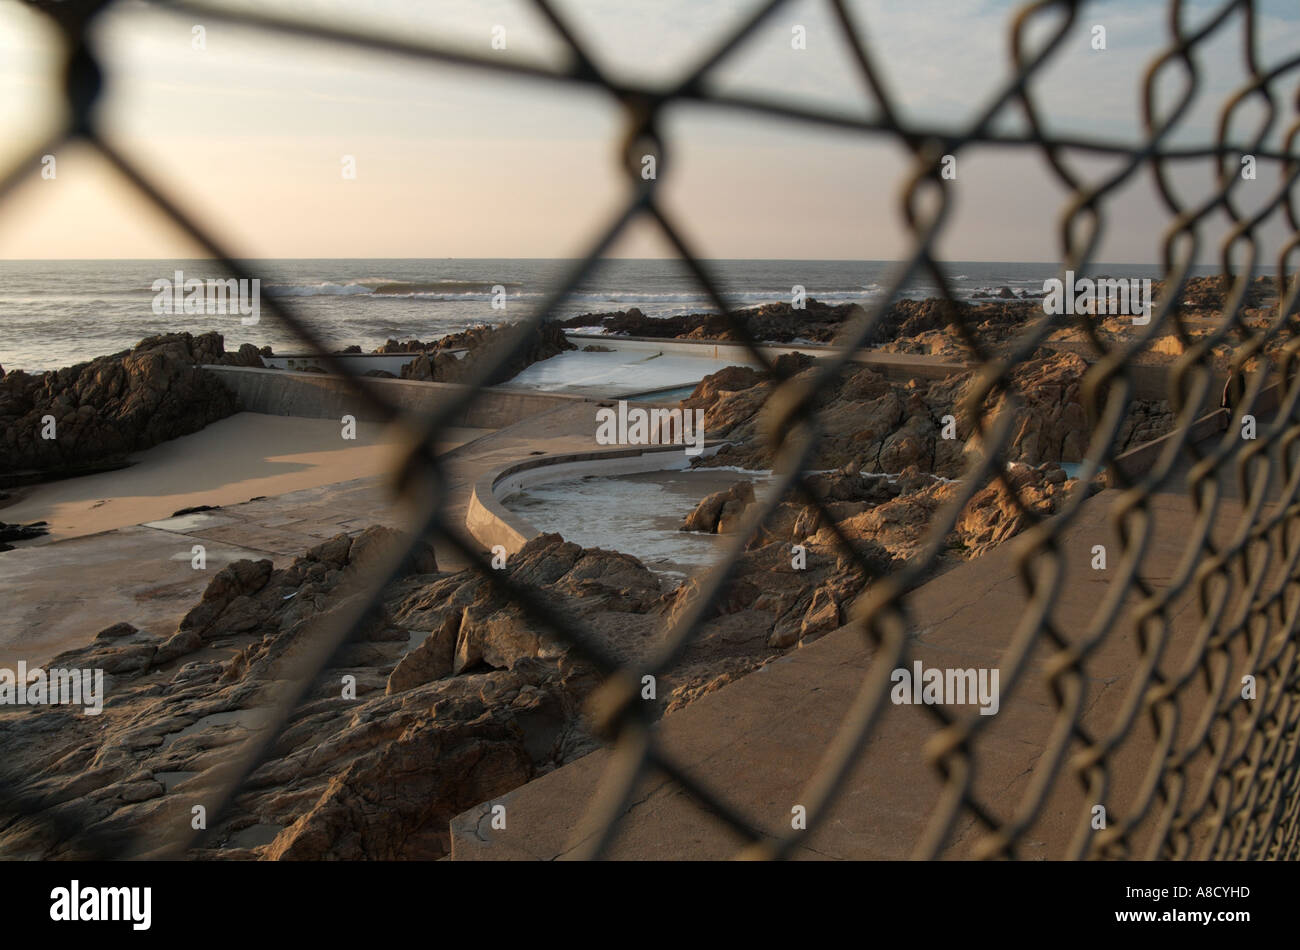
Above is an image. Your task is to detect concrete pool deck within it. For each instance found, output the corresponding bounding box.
[0,412,486,543]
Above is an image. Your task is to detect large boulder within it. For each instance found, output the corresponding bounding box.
[397,321,574,385]
[0,332,259,479]
[680,481,755,534]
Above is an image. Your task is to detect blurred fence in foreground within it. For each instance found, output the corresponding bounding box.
[3,0,1300,860]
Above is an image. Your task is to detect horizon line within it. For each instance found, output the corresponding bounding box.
[0,256,1190,267]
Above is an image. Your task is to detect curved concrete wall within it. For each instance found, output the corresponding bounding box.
[467,442,724,555]
[563,333,970,381]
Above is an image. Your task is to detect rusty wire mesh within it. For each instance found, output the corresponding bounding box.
[4,0,1300,861]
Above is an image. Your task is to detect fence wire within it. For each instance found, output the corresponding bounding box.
[3,0,1300,861]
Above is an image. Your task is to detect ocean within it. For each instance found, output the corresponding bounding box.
[0,258,1233,372]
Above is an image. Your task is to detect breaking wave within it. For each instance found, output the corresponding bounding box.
[266,279,526,297]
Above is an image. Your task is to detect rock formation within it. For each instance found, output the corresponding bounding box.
[0,520,49,550]
[560,276,1283,366]
[680,481,755,534]
[383,321,575,386]
[684,350,1097,476]
[0,528,684,860]
[0,332,259,480]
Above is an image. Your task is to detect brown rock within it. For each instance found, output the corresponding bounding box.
[94,622,138,641]
[397,321,574,385]
[386,611,459,693]
[799,587,842,642]
[0,332,252,478]
[264,712,532,860]
[681,481,755,533]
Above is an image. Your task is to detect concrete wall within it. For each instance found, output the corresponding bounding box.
[203,365,590,428]
[263,353,420,375]
[564,333,969,382]
[565,334,768,365]
[466,443,724,555]
[1105,375,1291,485]
[1105,409,1228,486]
[1110,363,1228,406]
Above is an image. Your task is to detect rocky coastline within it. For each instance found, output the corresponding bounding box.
[0,279,1261,859]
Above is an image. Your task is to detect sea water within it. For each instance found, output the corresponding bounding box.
[0,258,1219,372]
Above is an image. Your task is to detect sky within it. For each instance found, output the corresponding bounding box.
[0,0,1298,263]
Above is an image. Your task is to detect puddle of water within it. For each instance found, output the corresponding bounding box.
[507,350,755,395]
[227,823,283,850]
[1059,462,1098,479]
[626,385,698,402]
[144,512,235,533]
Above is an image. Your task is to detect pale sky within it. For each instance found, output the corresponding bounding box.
[0,0,1297,262]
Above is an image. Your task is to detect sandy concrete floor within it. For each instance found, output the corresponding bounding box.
[0,412,488,542]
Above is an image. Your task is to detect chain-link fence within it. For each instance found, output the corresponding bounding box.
[4,0,1300,861]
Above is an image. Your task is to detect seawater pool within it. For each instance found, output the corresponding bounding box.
[502,468,768,579]
[627,385,699,402]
